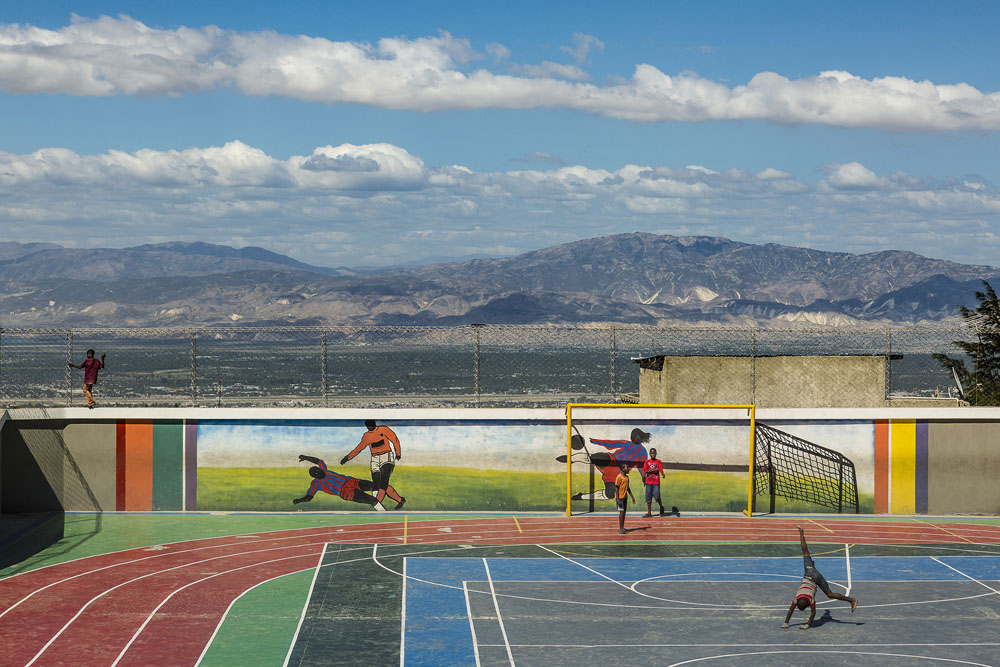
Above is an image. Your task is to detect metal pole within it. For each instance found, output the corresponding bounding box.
[66,331,74,407]
[750,326,757,405]
[610,326,618,402]
[886,327,892,402]
[217,379,222,408]
[190,332,198,403]
[321,331,329,407]
[838,466,844,514]
[0,327,5,403]
[473,324,482,406]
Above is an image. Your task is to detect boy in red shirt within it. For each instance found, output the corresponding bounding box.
[615,463,636,534]
[640,447,680,518]
[782,526,858,629]
[68,349,106,408]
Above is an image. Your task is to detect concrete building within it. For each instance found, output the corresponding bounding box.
[632,354,965,408]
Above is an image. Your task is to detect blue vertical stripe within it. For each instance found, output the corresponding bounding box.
[915,421,929,514]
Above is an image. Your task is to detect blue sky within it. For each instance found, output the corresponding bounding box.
[2,1,999,267]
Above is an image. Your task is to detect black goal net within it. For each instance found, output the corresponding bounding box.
[753,423,859,514]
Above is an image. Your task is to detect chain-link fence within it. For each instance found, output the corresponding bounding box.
[0,325,985,408]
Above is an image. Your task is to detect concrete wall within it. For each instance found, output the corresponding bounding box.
[3,406,1000,516]
[639,356,887,408]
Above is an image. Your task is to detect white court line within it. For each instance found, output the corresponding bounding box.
[22,539,332,667]
[463,581,482,667]
[370,546,1000,611]
[536,544,634,592]
[931,557,1000,595]
[399,557,406,667]
[483,558,515,667]
[845,543,852,597]
[666,649,991,666]
[111,551,318,667]
[194,567,314,667]
[478,642,1000,649]
[281,542,328,667]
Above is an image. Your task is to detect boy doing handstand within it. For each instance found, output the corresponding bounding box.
[782,526,858,629]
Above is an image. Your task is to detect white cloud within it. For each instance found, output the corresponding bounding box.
[2,141,1000,267]
[825,162,888,190]
[1,16,999,131]
[560,32,605,64]
[510,61,589,81]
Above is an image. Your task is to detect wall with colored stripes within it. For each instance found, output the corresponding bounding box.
[3,408,1000,515]
[0,418,189,512]
[874,419,1000,515]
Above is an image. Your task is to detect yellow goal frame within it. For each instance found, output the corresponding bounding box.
[565,403,756,517]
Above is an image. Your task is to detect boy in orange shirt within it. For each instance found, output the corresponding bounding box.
[615,463,636,534]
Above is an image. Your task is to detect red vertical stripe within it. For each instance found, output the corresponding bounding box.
[116,421,127,511]
[874,420,889,514]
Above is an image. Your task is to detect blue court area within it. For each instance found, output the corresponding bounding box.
[287,543,1000,666]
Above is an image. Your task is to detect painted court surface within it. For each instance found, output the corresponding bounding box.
[2,514,1000,666]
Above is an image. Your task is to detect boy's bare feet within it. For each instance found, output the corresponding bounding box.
[851,598,858,612]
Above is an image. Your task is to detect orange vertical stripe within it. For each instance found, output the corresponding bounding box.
[125,420,154,511]
[874,420,889,514]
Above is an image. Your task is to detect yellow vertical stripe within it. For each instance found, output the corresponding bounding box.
[890,420,916,514]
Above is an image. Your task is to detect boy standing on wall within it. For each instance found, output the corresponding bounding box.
[68,349,106,408]
[616,463,636,534]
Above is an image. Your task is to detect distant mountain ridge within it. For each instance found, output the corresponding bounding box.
[0,235,995,327]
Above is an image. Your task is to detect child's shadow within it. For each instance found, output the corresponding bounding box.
[811,609,865,628]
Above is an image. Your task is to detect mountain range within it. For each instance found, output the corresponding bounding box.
[0,234,996,327]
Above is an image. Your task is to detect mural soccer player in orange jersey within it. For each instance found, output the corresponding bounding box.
[341,419,406,510]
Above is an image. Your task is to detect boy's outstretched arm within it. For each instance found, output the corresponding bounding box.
[781,601,796,628]
[299,455,320,464]
[292,494,314,504]
[801,605,816,629]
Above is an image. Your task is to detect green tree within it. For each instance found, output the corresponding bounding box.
[933,280,1000,405]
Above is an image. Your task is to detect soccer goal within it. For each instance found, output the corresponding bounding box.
[565,403,860,516]
[752,423,860,515]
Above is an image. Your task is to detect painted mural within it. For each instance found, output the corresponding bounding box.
[190,417,879,513]
[7,412,958,515]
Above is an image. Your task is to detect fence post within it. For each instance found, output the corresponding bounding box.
[322,331,329,407]
[610,326,618,402]
[217,379,223,408]
[885,327,892,403]
[0,327,4,402]
[65,330,74,407]
[472,324,482,406]
[750,326,757,406]
[190,331,198,403]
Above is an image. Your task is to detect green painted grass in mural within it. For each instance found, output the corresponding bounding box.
[197,467,875,513]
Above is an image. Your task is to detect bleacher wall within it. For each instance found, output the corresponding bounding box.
[2,407,1000,515]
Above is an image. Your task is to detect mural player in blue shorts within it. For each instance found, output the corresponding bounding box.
[782,526,858,629]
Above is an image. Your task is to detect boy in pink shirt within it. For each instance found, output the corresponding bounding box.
[69,349,106,408]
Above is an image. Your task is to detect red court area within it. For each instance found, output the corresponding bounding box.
[2,515,999,666]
